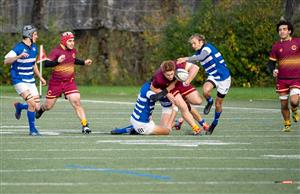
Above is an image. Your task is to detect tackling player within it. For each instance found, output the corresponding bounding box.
[4,25,46,136]
[112,81,177,135]
[35,32,92,134]
[268,19,300,132]
[177,34,231,134]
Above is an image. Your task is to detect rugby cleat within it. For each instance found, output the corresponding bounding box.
[202,122,209,132]
[29,127,41,136]
[292,111,300,122]
[35,108,44,119]
[14,102,22,120]
[82,124,91,134]
[282,125,291,132]
[207,122,217,135]
[174,118,184,130]
[203,99,213,115]
[193,129,206,136]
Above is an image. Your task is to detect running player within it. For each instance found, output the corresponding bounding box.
[4,25,46,136]
[151,60,209,135]
[177,34,231,134]
[268,19,300,132]
[35,32,92,134]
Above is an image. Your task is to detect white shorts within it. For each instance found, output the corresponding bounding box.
[207,76,231,95]
[130,116,155,135]
[14,82,39,96]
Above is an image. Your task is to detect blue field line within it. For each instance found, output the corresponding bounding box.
[64,164,172,181]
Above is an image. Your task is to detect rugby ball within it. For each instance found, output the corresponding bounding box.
[175,68,189,82]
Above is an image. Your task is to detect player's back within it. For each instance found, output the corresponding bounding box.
[131,82,156,123]
[198,43,230,81]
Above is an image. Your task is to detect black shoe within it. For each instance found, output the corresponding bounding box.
[207,123,217,135]
[35,109,44,119]
[82,124,91,134]
[203,99,213,115]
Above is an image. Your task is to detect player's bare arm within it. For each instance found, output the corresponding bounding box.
[4,52,29,65]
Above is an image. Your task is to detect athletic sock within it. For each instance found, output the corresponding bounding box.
[206,97,213,104]
[114,125,134,134]
[81,119,88,126]
[19,103,28,110]
[27,111,37,132]
[213,111,222,125]
[192,125,200,132]
[198,119,206,127]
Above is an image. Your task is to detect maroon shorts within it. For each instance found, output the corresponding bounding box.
[171,82,196,99]
[276,78,300,94]
[46,78,79,99]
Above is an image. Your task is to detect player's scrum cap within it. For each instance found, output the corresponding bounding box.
[22,25,37,39]
[60,32,75,46]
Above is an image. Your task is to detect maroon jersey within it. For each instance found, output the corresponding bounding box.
[269,37,300,79]
[152,62,186,89]
[48,45,77,81]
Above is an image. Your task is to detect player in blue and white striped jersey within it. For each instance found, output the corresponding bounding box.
[177,34,231,134]
[4,25,46,136]
[112,81,177,135]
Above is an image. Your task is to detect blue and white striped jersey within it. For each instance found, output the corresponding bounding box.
[5,42,38,85]
[188,43,230,81]
[131,82,156,123]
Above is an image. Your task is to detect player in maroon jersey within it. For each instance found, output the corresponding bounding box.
[268,20,300,132]
[35,32,93,134]
[151,60,209,135]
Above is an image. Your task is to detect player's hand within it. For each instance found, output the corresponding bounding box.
[57,55,66,63]
[19,52,29,58]
[177,57,188,64]
[183,81,190,87]
[40,77,47,86]
[273,69,278,78]
[85,59,92,66]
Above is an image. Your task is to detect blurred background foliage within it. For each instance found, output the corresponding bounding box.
[1,0,299,87]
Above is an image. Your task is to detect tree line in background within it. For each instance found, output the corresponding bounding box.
[1,0,299,87]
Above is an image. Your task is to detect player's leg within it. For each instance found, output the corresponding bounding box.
[13,83,29,119]
[279,94,291,132]
[184,91,209,131]
[174,94,203,135]
[289,88,300,122]
[67,93,91,134]
[207,77,231,135]
[20,90,40,135]
[36,80,61,119]
[202,79,215,115]
[276,79,292,132]
[14,83,40,135]
[111,124,135,134]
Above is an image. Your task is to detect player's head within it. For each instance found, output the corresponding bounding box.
[276,20,293,40]
[60,32,75,49]
[22,25,38,43]
[188,33,206,50]
[161,60,176,81]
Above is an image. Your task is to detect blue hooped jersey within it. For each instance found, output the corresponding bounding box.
[5,42,38,85]
[131,82,156,123]
[190,43,230,81]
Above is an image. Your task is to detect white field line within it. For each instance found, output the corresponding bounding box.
[1,181,299,186]
[6,156,300,160]
[1,167,299,173]
[2,148,299,152]
[0,95,279,112]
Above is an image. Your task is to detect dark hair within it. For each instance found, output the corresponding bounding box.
[276,20,294,35]
[160,60,176,72]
